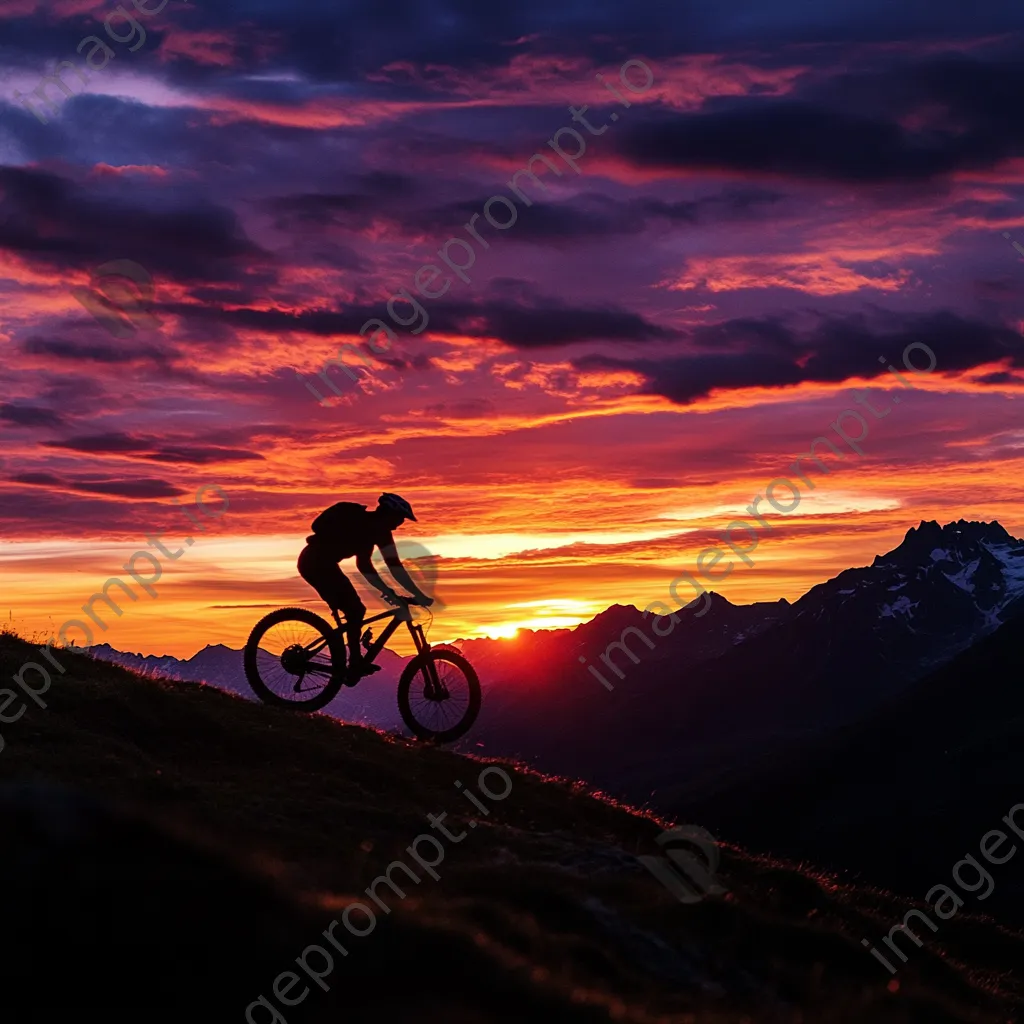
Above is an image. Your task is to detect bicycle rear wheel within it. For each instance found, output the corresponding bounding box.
[397,647,481,743]
[244,607,346,711]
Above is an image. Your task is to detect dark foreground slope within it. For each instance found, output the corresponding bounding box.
[0,635,1021,1024]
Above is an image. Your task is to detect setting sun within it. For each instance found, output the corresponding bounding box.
[483,623,522,640]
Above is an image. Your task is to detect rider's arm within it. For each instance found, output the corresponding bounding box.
[379,539,429,601]
[356,550,395,600]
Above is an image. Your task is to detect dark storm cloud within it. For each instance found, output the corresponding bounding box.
[266,172,419,222]
[704,0,1024,45]
[142,446,264,464]
[0,404,63,428]
[429,297,678,348]
[355,171,418,196]
[978,371,1018,385]
[107,1,666,82]
[615,52,1024,184]
[10,472,62,487]
[10,473,185,499]
[162,303,357,337]
[160,291,676,349]
[42,433,265,465]
[0,166,265,283]
[405,188,787,245]
[1,0,1021,178]
[576,311,1023,404]
[73,478,185,499]
[22,336,174,367]
[44,433,149,454]
[6,0,1020,88]
[266,193,383,232]
[974,276,1024,301]
[0,486,188,537]
[375,350,436,374]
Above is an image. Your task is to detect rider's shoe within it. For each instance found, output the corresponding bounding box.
[346,656,381,685]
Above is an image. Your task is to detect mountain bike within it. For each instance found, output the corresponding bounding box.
[243,595,481,743]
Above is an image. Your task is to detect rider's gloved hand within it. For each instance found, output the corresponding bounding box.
[414,593,434,607]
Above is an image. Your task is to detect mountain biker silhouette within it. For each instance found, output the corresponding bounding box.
[297,493,433,681]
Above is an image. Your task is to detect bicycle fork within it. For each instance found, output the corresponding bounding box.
[412,622,445,699]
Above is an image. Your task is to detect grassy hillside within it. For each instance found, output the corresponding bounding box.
[0,633,1021,1023]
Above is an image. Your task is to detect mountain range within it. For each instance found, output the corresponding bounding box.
[459,519,1024,795]
[89,638,412,733]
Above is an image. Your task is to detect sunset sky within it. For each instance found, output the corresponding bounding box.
[3,1,1024,657]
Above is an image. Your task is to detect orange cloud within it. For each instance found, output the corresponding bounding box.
[667,252,913,295]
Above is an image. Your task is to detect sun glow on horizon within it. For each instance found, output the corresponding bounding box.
[468,598,603,640]
[481,623,523,640]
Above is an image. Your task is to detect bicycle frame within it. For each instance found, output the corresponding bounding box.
[351,602,443,690]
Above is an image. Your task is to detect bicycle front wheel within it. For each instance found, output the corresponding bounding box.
[397,647,481,743]
[243,607,346,711]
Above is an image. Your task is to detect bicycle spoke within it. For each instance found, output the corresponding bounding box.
[406,656,474,735]
[303,663,334,677]
[254,618,339,703]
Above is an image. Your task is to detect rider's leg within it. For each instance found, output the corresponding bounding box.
[298,545,344,620]
[334,574,367,670]
[299,550,368,671]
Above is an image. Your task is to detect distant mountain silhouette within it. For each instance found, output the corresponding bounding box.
[89,640,412,732]
[458,519,1024,802]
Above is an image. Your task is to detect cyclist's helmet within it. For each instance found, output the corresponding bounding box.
[377,492,417,522]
